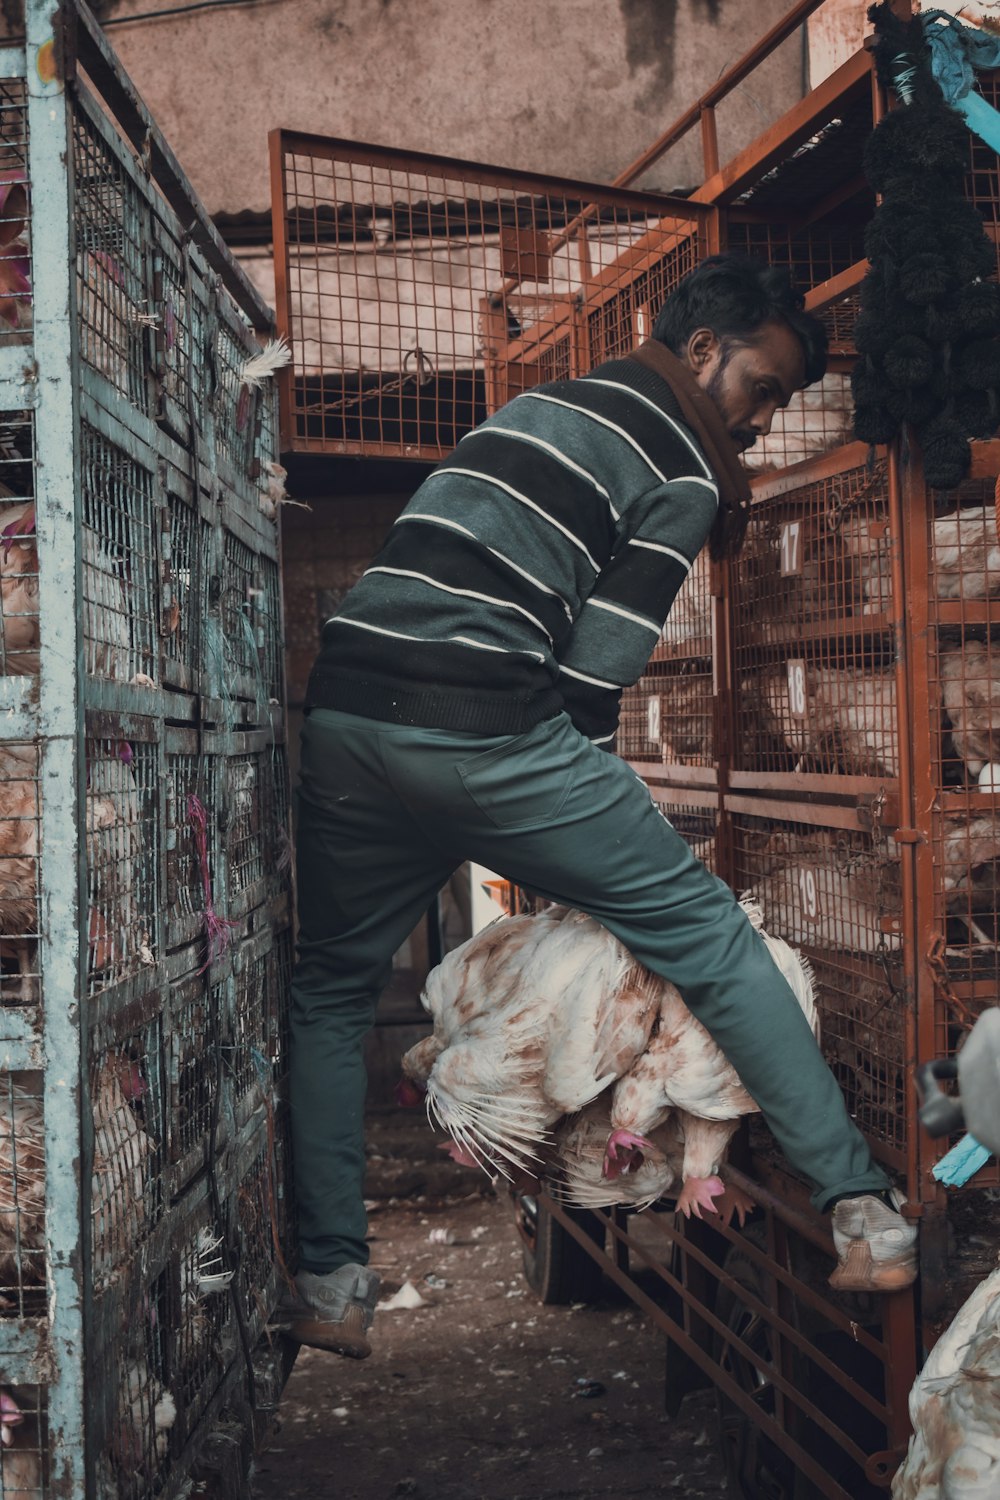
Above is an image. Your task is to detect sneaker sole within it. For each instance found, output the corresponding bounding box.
[828,1240,917,1294]
[276,1302,373,1358]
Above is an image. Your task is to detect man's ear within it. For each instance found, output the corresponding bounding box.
[686,326,720,373]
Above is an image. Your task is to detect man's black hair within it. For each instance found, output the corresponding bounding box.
[652,254,828,385]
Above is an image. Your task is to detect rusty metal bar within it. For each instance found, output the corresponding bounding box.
[609,0,832,189]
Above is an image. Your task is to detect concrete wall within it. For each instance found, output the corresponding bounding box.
[101,0,806,217]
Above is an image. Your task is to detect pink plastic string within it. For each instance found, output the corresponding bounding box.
[187,792,238,974]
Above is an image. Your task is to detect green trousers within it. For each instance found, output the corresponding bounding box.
[290,708,890,1272]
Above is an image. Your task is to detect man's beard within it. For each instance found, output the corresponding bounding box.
[706,355,757,452]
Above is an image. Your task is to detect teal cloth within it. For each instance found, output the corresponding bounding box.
[920,11,1000,151]
[932,1132,992,1187]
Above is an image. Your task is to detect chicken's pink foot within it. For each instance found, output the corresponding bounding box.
[675,1175,725,1220]
[603,1128,654,1180]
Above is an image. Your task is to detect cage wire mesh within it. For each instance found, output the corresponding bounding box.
[0,412,38,679]
[88,1012,164,1292]
[73,106,151,412]
[618,664,715,769]
[0,1070,45,1318]
[0,1380,45,1499]
[658,797,719,874]
[732,809,906,1164]
[81,424,158,685]
[0,79,31,348]
[732,459,900,780]
[161,490,207,692]
[93,1264,173,1500]
[164,750,217,951]
[173,1204,232,1445]
[276,137,704,455]
[168,975,220,1193]
[0,741,40,1008]
[86,733,158,994]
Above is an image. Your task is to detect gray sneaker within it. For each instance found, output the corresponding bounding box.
[274,1264,381,1357]
[829,1190,917,1294]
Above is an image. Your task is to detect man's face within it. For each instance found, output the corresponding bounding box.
[686,319,807,453]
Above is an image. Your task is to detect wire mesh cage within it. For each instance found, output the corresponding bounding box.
[0,413,37,681]
[271,133,707,456]
[618,663,716,771]
[0,6,294,1495]
[730,801,907,1168]
[0,1381,46,1498]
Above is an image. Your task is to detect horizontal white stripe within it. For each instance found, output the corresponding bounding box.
[523,391,668,483]
[628,537,694,572]
[462,425,620,521]
[424,466,600,573]
[590,731,616,745]
[585,378,719,490]
[397,512,573,622]
[367,565,554,645]
[559,663,622,691]
[450,634,546,663]
[323,616,428,644]
[327,615,545,663]
[586,597,660,634]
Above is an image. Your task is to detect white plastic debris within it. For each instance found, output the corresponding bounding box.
[428,1227,456,1244]
[379,1279,427,1311]
[470,1225,488,1240]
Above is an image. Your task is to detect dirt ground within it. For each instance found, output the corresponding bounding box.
[250,1108,731,1500]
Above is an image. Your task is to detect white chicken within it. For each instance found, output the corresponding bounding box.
[603,898,817,1222]
[744,828,903,955]
[891,1261,1000,1500]
[551,1097,681,1212]
[0,501,38,676]
[754,665,898,778]
[940,642,1000,782]
[0,1389,42,1500]
[840,506,1000,611]
[399,906,663,1177]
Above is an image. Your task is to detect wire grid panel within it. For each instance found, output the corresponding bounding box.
[222,742,288,917]
[618,663,715,769]
[172,1200,232,1447]
[652,548,713,663]
[88,1007,165,1292]
[742,372,855,474]
[731,806,907,1165]
[91,1262,173,1500]
[164,746,218,953]
[0,412,38,678]
[234,1131,287,1338]
[86,731,159,997]
[275,134,703,455]
[72,100,152,414]
[726,217,865,297]
[0,1069,45,1318]
[0,1380,46,1498]
[213,296,260,495]
[231,929,291,1131]
[0,740,40,1009]
[81,421,159,685]
[150,219,205,448]
[161,486,212,695]
[732,462,900,781]
[166,971,223,1195]
[220,524,283,708]
[0,75,31,344]
[967,68,1000,277]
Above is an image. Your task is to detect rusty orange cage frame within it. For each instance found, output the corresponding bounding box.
[269,1,1000,1494]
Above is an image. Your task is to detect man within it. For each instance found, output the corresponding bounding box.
[280,256,917,1358]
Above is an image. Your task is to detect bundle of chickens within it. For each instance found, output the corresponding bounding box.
[396,900,817,1223]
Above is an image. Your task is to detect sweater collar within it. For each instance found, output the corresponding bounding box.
[627,339,752,512]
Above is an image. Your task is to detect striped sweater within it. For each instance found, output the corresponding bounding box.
[306,355,720,745]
